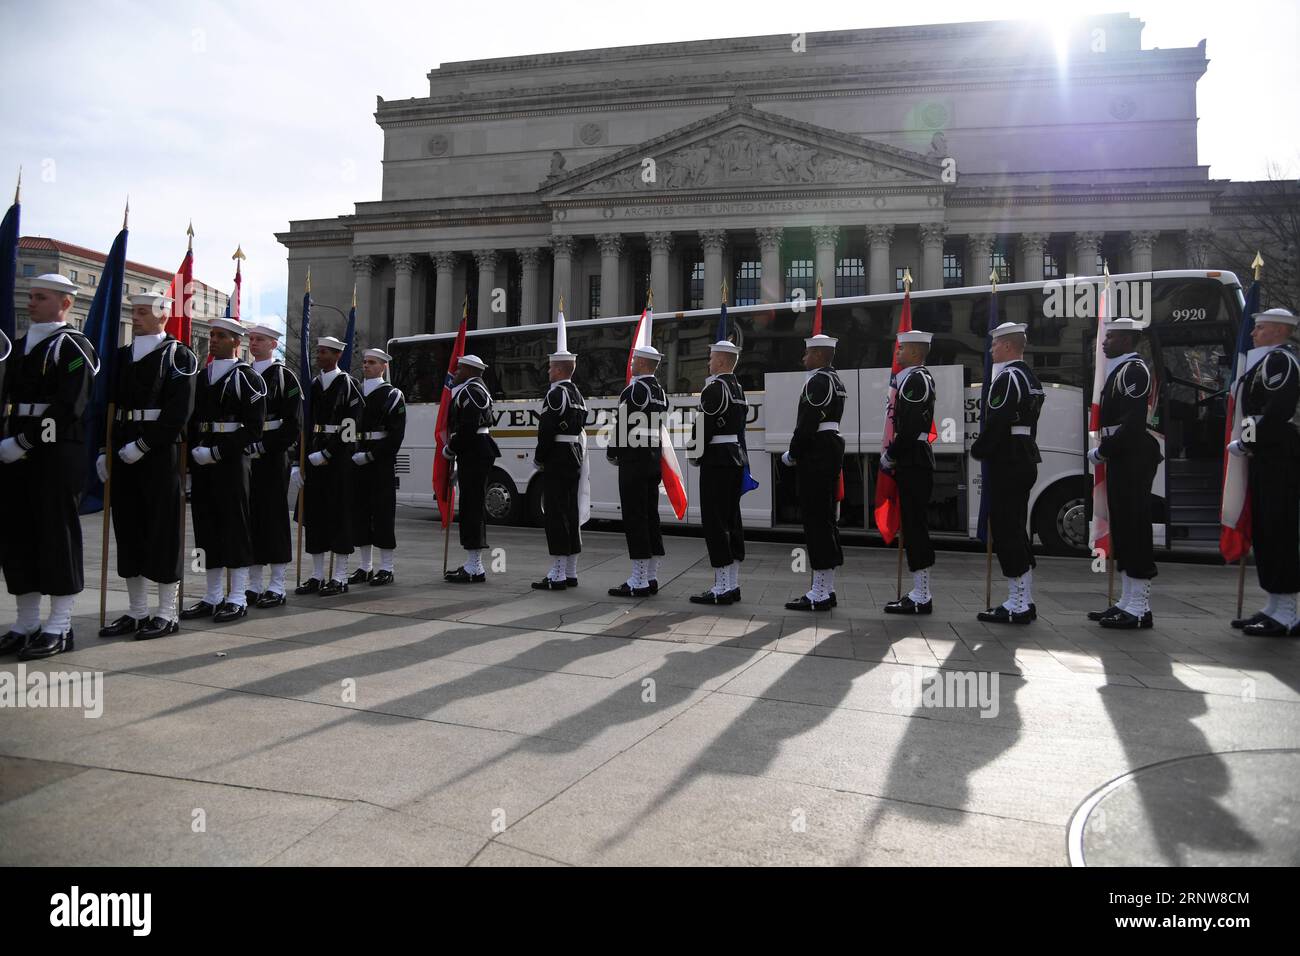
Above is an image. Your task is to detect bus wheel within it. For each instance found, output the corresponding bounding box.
[484,469,523,525]
[1034,482,1089,557]
[526,477,546,527]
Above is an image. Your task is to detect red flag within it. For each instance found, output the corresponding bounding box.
[164,249,194,347]
[433,308,468,529]
[231,258,241,320]
[625,304,687,520]
[1088,273,1111,558]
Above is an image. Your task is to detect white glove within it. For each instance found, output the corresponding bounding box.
[308,451,327,467]
[118,441,145,465]
[1087,447,1105,466]
[191,446,215,466]
[245,442,263,459]
[1227,440,1247,458]
[441,445,455,461]
[96,453,109,482]
[289,466,303,491]
[352,451,371,466]
[780,451,795,467]
[0,437,26,464]
[879,452,894,473]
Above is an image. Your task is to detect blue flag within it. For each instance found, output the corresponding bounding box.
[0,197,17,343]
[976,287,999,542]
[80,226,129,514]
[340,305,356,373]
[299,289,312,423]
[717,299,759,494]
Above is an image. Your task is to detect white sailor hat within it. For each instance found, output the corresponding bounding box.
[548,349,578,363]
[246,318,284,339]
[804,333,838,349]
[316,335,346,351]
[210,316,246,336]
[128,292,173,310]
[632,345,662,362]
[29,273,78,296]
[1104,318,1145,333]
[458,353,487,370]
[363,347,392,362]
[898,330,933,345]
[1253,307,1298,327]
[709,340,740,355]
[990,322,1028,339]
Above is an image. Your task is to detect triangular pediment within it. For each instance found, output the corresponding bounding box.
[539,99,943,200]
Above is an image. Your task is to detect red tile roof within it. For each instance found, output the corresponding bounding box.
[20,236,226,293]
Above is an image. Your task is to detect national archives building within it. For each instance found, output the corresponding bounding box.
[276,14,1249,347]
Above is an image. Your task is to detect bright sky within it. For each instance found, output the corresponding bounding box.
[1,0,1296,321]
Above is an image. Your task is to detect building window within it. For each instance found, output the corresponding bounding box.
[942,249,964,289]
[588,275,601,320]
[836,257,865,297]
[785,258,813,300]
[733,251,761,306]
[22,264,34,277]
[686,259,703,311]
[1043,252,1062,280]
[991,249,1014,284]
[140,286,148,293]
[88,274,97,286]
[69,270,78,281]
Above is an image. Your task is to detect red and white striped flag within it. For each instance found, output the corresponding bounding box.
[1088,270,1111,558]
[626,301,687,520]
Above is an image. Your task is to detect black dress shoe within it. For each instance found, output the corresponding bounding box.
[785,595,832,612]
[688,590,733,605]
[180,600,216,620]
[136,617,179,640]
[18,630,74,660]
[295,578,321,595]
[0,630,35,656]
[256,590,287,608]
[1098,608,1153,629]
[725,588,741,604]
[348,568,373,585]
[212,602,248,623]
[1087,605,1120,622]
[977,606,1034,625]
[1243,616,1290,637]
[245,589,260,606]
[884,596,933,615]
[98,614,144,638]
[649,579,659,595]
[370,570,395,587]
[531,578,567,590]
[318,579,349,597]
[1231,612,1267,630]
[608,582,652,598]
[565,577,578,588]
[829,591,838,607]
[445,568,486,583]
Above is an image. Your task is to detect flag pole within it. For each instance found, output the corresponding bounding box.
[984,269,998,610]
[895,268,912,600]
[178,439,188,610]
[296,270,310,587]
[99,404,115,629]
[1235,251,1265,618]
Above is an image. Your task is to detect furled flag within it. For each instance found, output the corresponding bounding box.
[1219,268,1262,562]
[340,284,358,374]
[1087,268,1112,558]
[626,296,688,519]
[0,171,18,344]
[299,271,312,423]
[164,223,195,349]
[80,214,128,514]
[976,278,999,542]
[717,286,759,494]
[432,300,469,529]
[214,248,243,365]
[812,280,845,502]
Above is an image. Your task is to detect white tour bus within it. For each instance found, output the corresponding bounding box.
[387,269,1246,556]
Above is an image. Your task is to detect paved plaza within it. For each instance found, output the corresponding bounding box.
[1,513,1297,866]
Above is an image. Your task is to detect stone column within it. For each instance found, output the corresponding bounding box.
[430,252,458,333]
[596,233,624,319]
[757,227,783,303]
[350,255,377,342]
[1018,233,1049,283]
[474,249,499,328]
[700,229,727,309]
[392,253,416,340]
[646,232,673,312]
[967,233,995,286]
[1073,231,1104,275]
[919,223,947,290]
[549,235,575,315]
[517,247,543,324]
[1182,228,1215,269]
[812,225,839,296]
[866,225,894,295]
[1128,231,1158,274]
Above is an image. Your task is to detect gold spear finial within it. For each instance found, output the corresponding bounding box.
[352,283,357,309]
[816,277,823,298]
[305,267,311,294]
[14,167,20,205]
[647,288,654,308]
[903,267,913,291]
[1251,251,1264,281]
[721,278,728,304]
[989,267,999,289]
[558,293,565,314]
[123,197,129,230]
[232,244,246,262]
[186,220,195,251]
